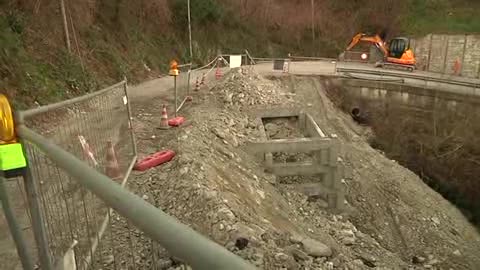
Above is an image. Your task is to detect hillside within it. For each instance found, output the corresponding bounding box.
[1,0,480,108]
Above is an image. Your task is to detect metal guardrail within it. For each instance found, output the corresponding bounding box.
[336,67,480,88]
[288,55,337,62]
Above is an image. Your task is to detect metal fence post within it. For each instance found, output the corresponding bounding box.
[0,175,36,270]
[123,78,137,157]
[460,34,468,76]
[187,69,191,99]
[442,35,450,74]
[174,76,178,117]
[22,166,54,270]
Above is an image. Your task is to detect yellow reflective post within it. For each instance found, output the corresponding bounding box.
[0,94,26,177]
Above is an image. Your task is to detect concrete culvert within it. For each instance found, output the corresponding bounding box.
[350,107,370,124]
[351,107,361,117]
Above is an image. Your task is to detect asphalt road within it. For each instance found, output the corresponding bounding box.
[131,60,480,101]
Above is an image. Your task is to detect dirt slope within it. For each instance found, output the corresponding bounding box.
[128,69,480,269]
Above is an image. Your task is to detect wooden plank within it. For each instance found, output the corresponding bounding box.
[269,162,329,176]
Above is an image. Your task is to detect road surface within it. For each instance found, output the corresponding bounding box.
[131,61,480,101]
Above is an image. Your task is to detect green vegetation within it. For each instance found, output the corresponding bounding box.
[403,0,480,34]
[1,0,479,108]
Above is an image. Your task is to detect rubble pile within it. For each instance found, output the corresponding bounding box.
[214,70,296,107]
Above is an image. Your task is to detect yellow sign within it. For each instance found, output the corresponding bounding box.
[169,60,179,76]
[0,94,15,144]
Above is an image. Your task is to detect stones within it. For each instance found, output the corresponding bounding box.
[340,229,356,246]
[412,255,426,264]
[217,207,236,221]
[431,216,441,225]
[301,238,332,257]
[453,249,461,257]
[287,247,310,261]
[264,122,280,137]
[274,252,290,262]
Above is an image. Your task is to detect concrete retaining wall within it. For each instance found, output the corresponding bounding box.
[245,109,345,210]
[413,34,480,78]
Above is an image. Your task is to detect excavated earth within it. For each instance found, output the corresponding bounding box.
[128,69,480,270]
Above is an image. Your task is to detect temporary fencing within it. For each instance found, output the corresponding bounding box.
[2,58,256,269]
[13,80,138,269]
[173,63,193,115]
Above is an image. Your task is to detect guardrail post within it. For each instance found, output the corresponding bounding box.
[123,77,137,156]
[22,166,54,270]
[0,175,36,270]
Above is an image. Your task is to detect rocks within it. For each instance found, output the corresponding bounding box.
[431,216,441,225]
[288,247,310,261]
[264,122,280,137]
[453,249,461,257]
[301,238,333,257]
[412,255,426,264]
[340,229,356,246]
[274,252,290,262]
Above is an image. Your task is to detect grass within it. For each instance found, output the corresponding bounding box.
[402,0,480,35]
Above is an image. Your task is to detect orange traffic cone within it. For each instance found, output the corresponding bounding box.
[215,67,222,80]
[159,104,170,129]
[105,141,121,180]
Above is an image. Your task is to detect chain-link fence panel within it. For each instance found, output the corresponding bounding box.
[17,80,137,269]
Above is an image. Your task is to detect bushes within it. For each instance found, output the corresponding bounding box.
[169,0,222,29]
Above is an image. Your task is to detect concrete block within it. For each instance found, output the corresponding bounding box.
[269,162,329,176]
[298,112,306,133]
[252,107,302,119]
[245,137,332,154]
[329,140,339,166]
[265,153,273,168]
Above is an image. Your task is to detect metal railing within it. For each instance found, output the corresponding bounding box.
[2,58,255,269]
[336,67,480,89]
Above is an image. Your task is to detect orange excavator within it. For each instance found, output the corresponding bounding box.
[346,33,417,72]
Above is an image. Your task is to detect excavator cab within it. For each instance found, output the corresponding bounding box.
[387,37,411,59]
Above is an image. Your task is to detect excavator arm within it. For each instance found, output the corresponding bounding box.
[346,33,389,57]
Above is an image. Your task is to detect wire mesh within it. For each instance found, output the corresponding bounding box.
[175,65,193,114]
[19,81,137,269]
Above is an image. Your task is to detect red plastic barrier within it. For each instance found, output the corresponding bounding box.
[134,150,175,171]
[168,116,185,127]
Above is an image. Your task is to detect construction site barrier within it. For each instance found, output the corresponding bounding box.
[10,80,137,270]
[15,124,255,270]
[1,59,255,269]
